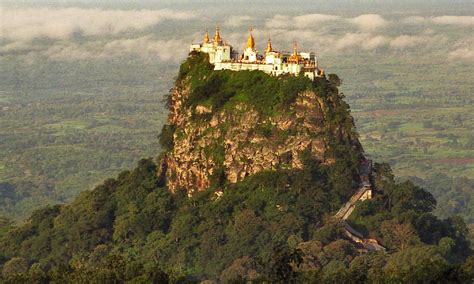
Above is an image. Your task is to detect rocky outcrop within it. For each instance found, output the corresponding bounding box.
[162,77,364,194]
[158,52,368,195]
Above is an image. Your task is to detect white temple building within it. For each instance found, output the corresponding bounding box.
[190,26,324,80]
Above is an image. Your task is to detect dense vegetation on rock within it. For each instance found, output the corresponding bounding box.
[0,53,472,283]
[177,52,317,117]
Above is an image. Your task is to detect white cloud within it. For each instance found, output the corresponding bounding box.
[260,13,463,53]
[389,35,426,49]
[432,16,474,26]
[402,15,474,26]
[262,13,393,52]
[0,7,197,62]
[103,37,188,61]
[266,13,388,31]
[334,33,365,50]
[362,35,388,50]
[265,13,339,29]
[224,15,252,27]
[1,7,196,42]
[39,37,188,62]
[350,14,388,31]
[331,33,390,51]
[2,8,467,63]
[43,43,98,61]
[293,14,340,28]
[265,15,293,29]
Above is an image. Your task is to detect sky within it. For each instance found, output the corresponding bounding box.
[1,1,473,65]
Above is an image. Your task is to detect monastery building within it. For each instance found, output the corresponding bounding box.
[190,26,324,80]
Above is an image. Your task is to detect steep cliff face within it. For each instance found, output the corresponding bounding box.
[161,52,365,194]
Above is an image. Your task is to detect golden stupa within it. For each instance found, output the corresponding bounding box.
[265,37,273,53]
[247,28,255,49]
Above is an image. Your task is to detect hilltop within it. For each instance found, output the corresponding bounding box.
[0,52,472,283]
[162,51,362,195]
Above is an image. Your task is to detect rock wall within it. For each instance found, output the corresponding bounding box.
[162,77,364,195]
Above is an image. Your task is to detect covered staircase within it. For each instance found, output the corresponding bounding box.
[333,156,385,251]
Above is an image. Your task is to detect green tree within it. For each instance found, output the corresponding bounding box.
[158,124,176,151]
[321,260,350,283]
[348,252,387,283]
[2,257,28,280]
[380,219,419,250]
[220,256,260,283]
[387,181,436,215]
[28,263,49,284]
[383,246,449,283]
[0,216,12,238]
[263,245,302,282]
[462,256,474,281]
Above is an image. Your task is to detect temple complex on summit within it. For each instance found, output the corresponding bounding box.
[190,26,324,80]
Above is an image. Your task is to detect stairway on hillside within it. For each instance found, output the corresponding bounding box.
[333,156,385,251]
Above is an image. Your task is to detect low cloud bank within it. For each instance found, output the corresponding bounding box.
[0,7,195,62]
[2,7,196,41]
[265,13,387,31]
[350,14,388,31]
[1,8,472,63]
[403,15,474,26]
[224,16,253,28]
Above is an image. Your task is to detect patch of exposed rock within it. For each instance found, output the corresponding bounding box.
[162,82,363,194]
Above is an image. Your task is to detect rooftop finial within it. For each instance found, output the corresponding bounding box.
[213,23,221,44]
[247,26,255,49]
[204,29,209,43]
[265,35,272,53]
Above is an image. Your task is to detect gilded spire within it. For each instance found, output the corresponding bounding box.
[265,36,272,53]
[289,41,300,63]
[246,27,255,49]
[203,29,209,43]
[213,24,221,44]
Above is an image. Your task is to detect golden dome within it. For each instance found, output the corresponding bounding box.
[247,28,255,49]
[213,25,221,44]
[265,37,272,53]
[203,30,209,43]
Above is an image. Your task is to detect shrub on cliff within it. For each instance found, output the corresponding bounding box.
[179,52,317,117]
